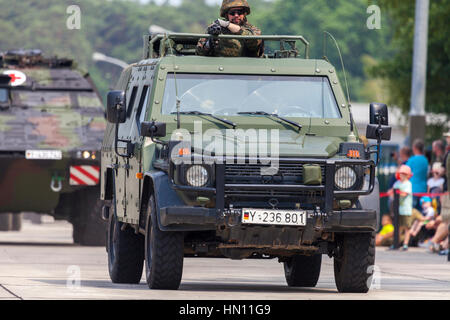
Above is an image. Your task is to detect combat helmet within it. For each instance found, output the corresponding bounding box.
[220,0,251,18]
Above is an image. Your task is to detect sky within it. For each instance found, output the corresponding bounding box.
[142,0,221,5]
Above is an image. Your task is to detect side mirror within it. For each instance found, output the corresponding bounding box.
[366,102,391,141]
[141,121,166,138]
[106,91,126,123]
[369,102,389,125]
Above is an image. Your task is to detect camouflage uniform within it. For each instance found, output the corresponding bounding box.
[196,0,263,57]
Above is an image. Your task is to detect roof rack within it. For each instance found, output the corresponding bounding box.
[0,49,73,68]
[142,33,310,60]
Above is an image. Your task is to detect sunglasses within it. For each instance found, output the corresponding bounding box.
[228,9,245,16]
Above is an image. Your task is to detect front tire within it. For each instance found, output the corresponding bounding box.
[284,254,322,287]
[107,212,145,284]
[333,232,376,293]
[145,196,184,290]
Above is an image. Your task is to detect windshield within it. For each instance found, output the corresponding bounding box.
[162,74,341,118]
[0,88,8,103]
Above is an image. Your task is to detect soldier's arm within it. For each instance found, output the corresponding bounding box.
[196,38,211,56]
[241,25,263,57]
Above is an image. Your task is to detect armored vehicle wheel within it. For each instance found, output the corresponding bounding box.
[333,232,375,293]
[284,254,322,287]
[0,213,13,231]
[145,196,184,290]
[107,212,145,284]
[72,189,108,246]
[11,213,22,231]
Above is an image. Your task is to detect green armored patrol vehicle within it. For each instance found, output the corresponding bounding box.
[101,33,391,292]
[0,49,107,245]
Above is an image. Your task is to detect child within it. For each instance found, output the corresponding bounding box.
[427,162,445,194]
[376,215,395,246]
[389,165,413,250]
[403,196,436,249]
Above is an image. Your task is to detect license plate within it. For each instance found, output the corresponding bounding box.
[242,209,307,226]
[25,150,62,160]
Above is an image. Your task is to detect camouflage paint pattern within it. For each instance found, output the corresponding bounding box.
[219,0,251,17]
[0,54,106,213]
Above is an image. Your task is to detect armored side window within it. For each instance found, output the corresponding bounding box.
[126,86,138,118]
[135,85,149,130]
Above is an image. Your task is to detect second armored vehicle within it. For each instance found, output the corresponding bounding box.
[0,50,107,245]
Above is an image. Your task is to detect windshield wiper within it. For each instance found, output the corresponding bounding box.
[171,111,236,129]
[238,111,302,132]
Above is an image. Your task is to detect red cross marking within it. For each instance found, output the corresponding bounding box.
[8,73,21,83]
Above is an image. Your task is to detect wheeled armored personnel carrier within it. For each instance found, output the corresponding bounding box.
[101,33,391,292]
[0,49,107,245]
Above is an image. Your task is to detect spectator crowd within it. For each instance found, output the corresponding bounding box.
[376,130,450,256]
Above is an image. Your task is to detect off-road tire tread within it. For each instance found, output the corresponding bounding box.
[108,215,145,284]
[11,213,22,231]
[75,189,108,246]
[284,254,322,287]
[334,232,376,293]
[146,196,184,290]
[0,213,12,231]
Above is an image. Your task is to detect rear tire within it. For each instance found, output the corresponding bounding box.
[284,254,322,287]
[0,213,12,231]
[107,212,145,284]
[333,232,376,293]
[72,189,107,246]
[11,213,22,231]
[145,196,184,290]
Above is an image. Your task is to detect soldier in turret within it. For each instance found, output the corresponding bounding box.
[196,0,263,57]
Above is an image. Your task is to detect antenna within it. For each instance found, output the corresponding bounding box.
[323,31,356,140]
[167,37,181,129]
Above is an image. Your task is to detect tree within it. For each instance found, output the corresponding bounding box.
[372,0,450,119]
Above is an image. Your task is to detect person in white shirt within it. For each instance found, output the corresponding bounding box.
[427,162,445,194]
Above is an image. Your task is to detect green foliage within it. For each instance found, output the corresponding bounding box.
[0,0,393,103]
[372,0,450,118]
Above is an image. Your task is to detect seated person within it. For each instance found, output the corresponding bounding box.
[403,197,436,249]
[376,215,394,246]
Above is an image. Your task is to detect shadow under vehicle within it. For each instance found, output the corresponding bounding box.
[0,49,107,245]
[101,33,391,292]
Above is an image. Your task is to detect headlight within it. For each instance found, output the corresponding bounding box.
[186,165,209,187]
[335,166,357,190]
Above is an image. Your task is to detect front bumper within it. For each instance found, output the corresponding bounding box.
[160,206,377,232]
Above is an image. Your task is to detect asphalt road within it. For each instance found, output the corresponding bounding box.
[0,218,449,300]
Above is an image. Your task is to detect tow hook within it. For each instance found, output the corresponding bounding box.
[50,175,63,192]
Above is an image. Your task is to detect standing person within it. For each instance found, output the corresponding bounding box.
[388,146,412,189]
[389,165,414,250]
[427,162,445,194]
[432,140,446,163]
[406,139,429,210]
[443,130,450,191]
[196,0,263,57]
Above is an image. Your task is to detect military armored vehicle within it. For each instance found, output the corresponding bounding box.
[0,49,107,245]
[101,33,391,292]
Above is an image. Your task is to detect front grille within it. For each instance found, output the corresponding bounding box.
[225,162,325,184]
[224,161,326,200]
